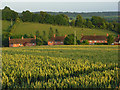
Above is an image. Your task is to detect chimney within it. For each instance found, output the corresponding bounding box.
[118,35,119,38]
[9,37,10,40]
[65,34,67,37]
[107,33,109,37]
[54,34,55,37]
[22,36,24,39]
[34,35,36,39]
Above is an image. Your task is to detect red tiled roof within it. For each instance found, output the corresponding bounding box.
[9,38,36,44]
[81,35,107,40]
[48,36,66,41]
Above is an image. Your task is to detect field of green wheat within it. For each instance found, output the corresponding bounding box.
[2,45,119,88]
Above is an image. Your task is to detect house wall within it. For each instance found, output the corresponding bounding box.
[48,41,64,45]
[114,42,120,45]
[81,40,107,44]
[48,41,54,45]
[9,43,36,47]
[9,44,24,47]
[24,43,36,46]
[88,40,107,44]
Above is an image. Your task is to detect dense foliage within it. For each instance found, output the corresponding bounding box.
[2,6,120,34]
[2,45,119,88]
[107,35,115,45]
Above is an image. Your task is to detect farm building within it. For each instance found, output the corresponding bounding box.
[80,34,108,45]
[48,34,67,45]
[9,36,36,47]
[113,35,120,45]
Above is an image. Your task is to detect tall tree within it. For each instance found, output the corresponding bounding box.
[91,16,106,28]
[54,14,69,26]
[55,29,59,36]
[21,10,33,22]
[36,30,40,37]
[2,6,18,21]
[75,15,84,27]
[42,31,47,45]
[32,13,40,22]
[48,27,54,39]
[39,11,48,23]
[107,35,114,45]
[70,19,75,26]
[85,19,93,28]
[64,34,77,45]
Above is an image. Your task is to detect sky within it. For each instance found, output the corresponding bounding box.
[0,1,119,13]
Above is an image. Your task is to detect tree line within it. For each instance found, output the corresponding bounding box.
[2,6,120,34]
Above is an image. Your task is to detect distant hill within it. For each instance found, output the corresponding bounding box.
[34,11,118,22]
[10,21,118,40]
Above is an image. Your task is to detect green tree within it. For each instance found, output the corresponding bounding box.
[81,40,89,45]
[39,11,48,23]
[36,37,43,45]
[107,35,114,45]
[64,34,77,45]
[91,16,106,28]
[42,31,48,45]
[2,6,18,21]
[70,19,75,26]
[75,15,84,27]
[21,10,33,22]
[32,13,40,22]
[48,27,54,39]
[86,19,93,28]
[54,14,69,26]
[55,29,59,36]
[36,30,40,37]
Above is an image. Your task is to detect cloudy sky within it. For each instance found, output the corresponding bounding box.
[0,1,119,13]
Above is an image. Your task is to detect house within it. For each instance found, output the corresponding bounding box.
[9,36,36,47]
[48,34,67,45]
[113,35,120,45]
[80,34,108,45]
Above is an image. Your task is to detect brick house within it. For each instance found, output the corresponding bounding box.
[48,34,67,45]
[9,36,36,47]
[80,34,108,45]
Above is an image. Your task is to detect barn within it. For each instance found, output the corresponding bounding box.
[48,34,67,45]
[9,36,36,47]
[80,34,108,45]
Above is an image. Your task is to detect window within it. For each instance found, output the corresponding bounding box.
[61,42,63,43]
[33,43,35,45]
[119,41,120,43]
[94,41,96,42]
[55,42,57,43]
[19,44,22,45]
[11,44,13,46]
[50,41,52,43]
[89,41,92,42]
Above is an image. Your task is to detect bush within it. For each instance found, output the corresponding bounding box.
[36,37,43,45]
[80,40,89,45]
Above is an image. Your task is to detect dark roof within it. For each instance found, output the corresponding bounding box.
[81,35,107,40]
[114,37,120,42]
[9,38,36,44]
[48,36,66,41]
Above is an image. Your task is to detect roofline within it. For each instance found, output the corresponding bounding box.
[9,38,36,40]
